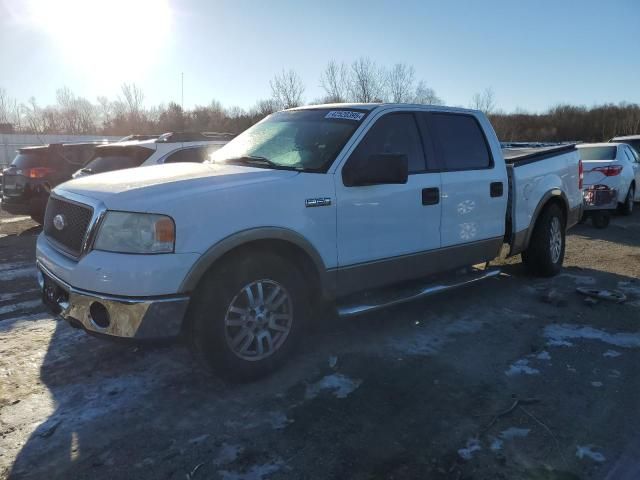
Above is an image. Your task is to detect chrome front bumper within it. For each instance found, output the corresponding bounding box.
[37,262,189,339]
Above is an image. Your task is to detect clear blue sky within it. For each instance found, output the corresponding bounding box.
[1,0,638,113]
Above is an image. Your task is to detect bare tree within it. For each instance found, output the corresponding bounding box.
[348,57,385,103]
[386,63,415,103]
[413,80,443,105]
[471,87,496,115]
[120,83,145,118]
[0,88,9,124]
[253,98,278,117]
[270,69,305,110]
[319,60,349,103]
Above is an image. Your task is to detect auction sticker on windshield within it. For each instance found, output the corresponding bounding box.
[325,111,365,121]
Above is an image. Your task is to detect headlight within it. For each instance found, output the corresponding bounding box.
[93,212,175,254]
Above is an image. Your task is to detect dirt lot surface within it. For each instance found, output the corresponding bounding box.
[1,208,639,480]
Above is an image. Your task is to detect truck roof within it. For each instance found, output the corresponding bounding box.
[289,103,479,115]
[610,134,640,141]
[577,142,623,148]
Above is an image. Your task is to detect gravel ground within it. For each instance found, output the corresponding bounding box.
[0,208,639,480]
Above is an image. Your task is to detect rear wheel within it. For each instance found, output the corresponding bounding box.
[591,211,610,229]
[30,213,44,225]
[618,185,635,216]
[188,251,308,382]
[522,203,566,277]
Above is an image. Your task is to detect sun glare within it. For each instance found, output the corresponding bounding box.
[23,0,171,86]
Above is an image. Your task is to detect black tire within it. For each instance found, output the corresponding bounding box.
[30,213,44,225]
[188,251,308,382]
[591,211,610,229]
[521,203,566,277]
[618,185,635,216]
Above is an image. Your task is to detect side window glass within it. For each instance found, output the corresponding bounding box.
[429,113,492,170]
[347,113,425,173]
[165,148,203,163]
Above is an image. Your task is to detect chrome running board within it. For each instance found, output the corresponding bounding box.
[337,268,501,317]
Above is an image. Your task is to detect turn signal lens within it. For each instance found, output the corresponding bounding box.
[27,167,54,178]
[155,217,175,244]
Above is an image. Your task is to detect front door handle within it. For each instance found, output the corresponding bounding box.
[490,182,504,198]
[422,187,440,205]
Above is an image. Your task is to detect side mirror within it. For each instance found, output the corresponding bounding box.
[343,153,409,187]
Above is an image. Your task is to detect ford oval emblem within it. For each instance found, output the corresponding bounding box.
[53,214,66,231]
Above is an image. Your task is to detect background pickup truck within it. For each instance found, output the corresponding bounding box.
[36,104,583,380]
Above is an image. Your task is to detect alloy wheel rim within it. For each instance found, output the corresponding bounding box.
[224,279,293,361]
[549,216,562,264]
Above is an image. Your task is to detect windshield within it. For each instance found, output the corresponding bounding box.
[209,109,367,172]
[578,146,617,160]
[82,146,154,174]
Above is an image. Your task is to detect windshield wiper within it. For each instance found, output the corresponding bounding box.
[223,156,302,171]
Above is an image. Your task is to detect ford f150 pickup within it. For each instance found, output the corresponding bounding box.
[36,104,583,380]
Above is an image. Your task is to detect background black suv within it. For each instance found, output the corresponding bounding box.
[1,142,102,223]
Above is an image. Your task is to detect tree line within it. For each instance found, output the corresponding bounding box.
[1,56,638,142]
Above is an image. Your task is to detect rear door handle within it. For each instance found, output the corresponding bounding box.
[422,187,440,205]
[490,182,503,198]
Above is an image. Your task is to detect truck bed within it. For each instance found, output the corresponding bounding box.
[502,144,577,166]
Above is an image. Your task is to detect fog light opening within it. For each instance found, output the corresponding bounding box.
[89,302,110,329]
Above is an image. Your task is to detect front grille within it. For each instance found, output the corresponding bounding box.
[44,196,94,257]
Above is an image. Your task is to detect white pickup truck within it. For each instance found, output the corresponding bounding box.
[36,104,583,380]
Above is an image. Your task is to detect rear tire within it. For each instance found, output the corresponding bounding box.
[30,213,44,225]
[188,251,308,382]
[522,203,566,277]
[591,211,610,229]
[618,185,634,216]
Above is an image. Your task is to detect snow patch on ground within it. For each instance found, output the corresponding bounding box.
[505,359,540,376]
[490,438,503,451]
[591,381,603,387]
[500,427,530,440]
[544,324,640,349]
[535,350,551,360]
[0,299,43,316]
[0,264,36,281]
[219,460,284,480]
[0,216,30,224]
[305,373,362,400]
[576,445,606,462]
[603,350,622,358]
[617,281,640,296]
[213,443,243,466]
[458,437,481,460]
[388,317,484,356]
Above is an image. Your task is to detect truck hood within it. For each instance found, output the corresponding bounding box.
[56,162,299,207]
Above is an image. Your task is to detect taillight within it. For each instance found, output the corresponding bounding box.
[592,165,623,177]
[578,160,583,190]
[26,167,54,178]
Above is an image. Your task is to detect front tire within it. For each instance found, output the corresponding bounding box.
[188,252,308,382]
[522,203,566,277]
[618,185,635,216]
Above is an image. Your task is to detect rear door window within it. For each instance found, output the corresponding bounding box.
[164,146,209,163]
[82,147,154,174]
[427,113,492,170]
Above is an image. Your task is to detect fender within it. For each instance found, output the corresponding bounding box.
[510,189,570,256]
[179,227,335,297]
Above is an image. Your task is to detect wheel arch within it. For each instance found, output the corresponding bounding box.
[523,189,569,251]
[179,227,334,299]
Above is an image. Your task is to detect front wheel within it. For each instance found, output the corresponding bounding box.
[618,185,635,216]
[188,252,308,382]
[522,203,566,277]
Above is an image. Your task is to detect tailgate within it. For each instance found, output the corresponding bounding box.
[1,167,26,197]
